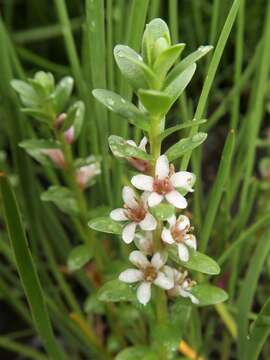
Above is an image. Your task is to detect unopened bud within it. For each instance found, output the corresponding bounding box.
[64,126,75,144]
[55,113,67,130]
[42,149,65,168]
[76,163,100,189]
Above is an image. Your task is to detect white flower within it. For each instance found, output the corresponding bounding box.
[134,232,154,255]
[161,214,196,262]
[167,268,199,304]
[119,251,174,305]
[110,186,157,244]
[76,162,101,189]
[131,155,195,208]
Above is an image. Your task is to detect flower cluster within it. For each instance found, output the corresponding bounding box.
[111,142,198,305]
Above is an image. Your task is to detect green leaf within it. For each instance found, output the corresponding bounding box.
[168,246,220,275]
[84,292,105,315]
[138,89,171,115]
[165,45,213,87]
[67,245,93,272]
[150,204,175,221]
[165,133,207,161]
[0,174,65,359]
[153,44,185,81]
[114,45,156,91]
[21,108,52,123]
[245,296,270,360]
[159,119,207,140]
[33,71,55,94]
[88,217,123,235]
[19,139,60,166]
[11,79,41,107]
[189,284,228,306]
[116,346,156,360]
[98,279,136,302]
[142,18,171,65]
[51,76,74,113]
[62,100,85,139]
[41,186,79,216]
[108,135,152,160]
[164,63,197,105]
[92,89,149,131]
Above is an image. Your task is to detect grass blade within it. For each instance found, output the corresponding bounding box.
[0,174,66,360]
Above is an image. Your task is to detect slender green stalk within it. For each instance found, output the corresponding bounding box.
[0,336,48,360]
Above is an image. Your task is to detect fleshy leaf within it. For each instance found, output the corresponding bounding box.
[159,119,206,140]
[41,186,79,216]
[153,43,185,82]
[165,132,207,161]
[108,135,152,160]
[88,217,123,235]
[142,18,171,65]
[189,284,228,306]
[165,45,213,87]
[168,246,220,275]
[92,89,149,131]
[138,89,171,115]
[98,279,136,302]
[51,76,74,113]
[114,45,156,91]
[11,79,41,108]
[116,347,157,360]
[21,108,52,123]
[150,204,175,221]
[67,245,93,272]
[164,63,197,105]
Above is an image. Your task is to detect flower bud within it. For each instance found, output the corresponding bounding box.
[55,113,67,130]
[42,149,65,168]
[64,126,75,144]
[76,163,100,189]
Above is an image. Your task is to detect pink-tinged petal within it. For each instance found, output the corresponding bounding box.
[185,234,197,250]
[176,215,190,230]
[119,269,143,283]
[64,126,75,144]
[76,163,100,189]
[110,208,128,221]
[137,281,151,305]
[42,149,65,168]
[178,243,189,262]
[165,190,187,209]
[131,174,154,191]
[126,140,137,147]
[179,288,199,304]
[122,186,138,208]
[155,155,169,179]
[167,214,176,227]
[148,192,163,207]
[139,213,157,231]
[161,228,175,244]
[138,136,148,151]
[122,222,137,244]
[170,171,196,191]
[153,271,174,290]
[129,250,149,268]
[151,252,168,270]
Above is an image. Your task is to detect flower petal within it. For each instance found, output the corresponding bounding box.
[119,269,143,283]
[129,250,149,268]
[122,186,137,208]
[137,281,151,305]
[170,171,196,191]
[176,215,190,230]
[151,252,168,270]
[110,208,128,221]
[154,271,174,290]
[138,136,148,151]
[179,288,199,304]
[155,155,169,179]
[131,174,154,191]
[178,243,189,262]
[122,222,137,244]
[165,190,187,209]
[135,233,153,255]
[161,228,175,244]
[139,213,157,231]
[148,192,163,207]
[167,214,176,227]
[185,234,197,250]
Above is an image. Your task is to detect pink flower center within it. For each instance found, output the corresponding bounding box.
[153,177,173,195]
[171,222,190,243]
[143,265,157,282]
[124,203,146,223]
